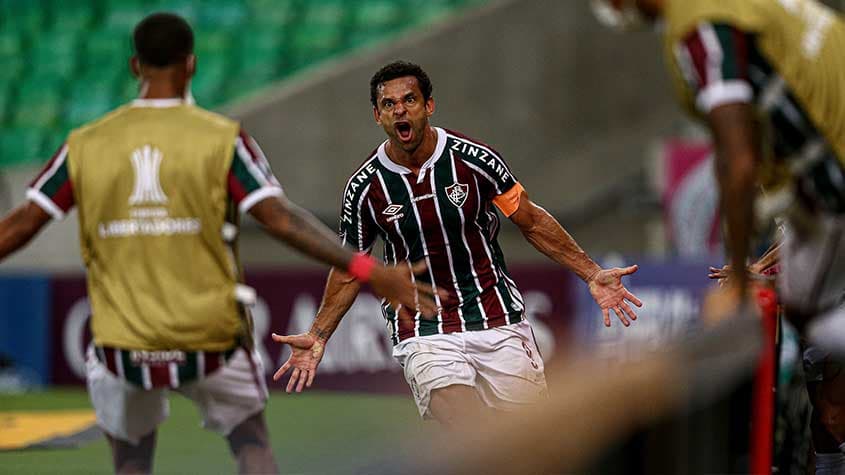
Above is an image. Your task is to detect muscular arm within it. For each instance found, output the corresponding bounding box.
[0,202,51,261]
[249,196,355,271]
[509,191,600,282]
[309,268,362,342]
[708,102,759,291]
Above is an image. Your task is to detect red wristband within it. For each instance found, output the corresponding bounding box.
[348,252,377,282]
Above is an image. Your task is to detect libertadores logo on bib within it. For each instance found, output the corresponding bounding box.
[445,182,468,208]
[129,145,168,205]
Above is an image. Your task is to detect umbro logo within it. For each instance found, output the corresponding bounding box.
[382,204,403,216]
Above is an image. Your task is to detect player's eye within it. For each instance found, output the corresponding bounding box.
[405,96,416,104]
[383,100,394,109]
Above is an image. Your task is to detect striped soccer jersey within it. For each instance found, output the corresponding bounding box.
[28,98,283,351]
[340,127,527,345]
[664,0,845,212]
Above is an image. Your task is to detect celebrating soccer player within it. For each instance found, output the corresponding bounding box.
[0,14,438,474]
[592,0,845,470]
[271,61,642,428]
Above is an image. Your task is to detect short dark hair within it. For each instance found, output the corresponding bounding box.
[370,60,433,107]
[133,12,194,67]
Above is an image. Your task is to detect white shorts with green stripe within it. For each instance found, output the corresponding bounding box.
[85,345,268,444]
[393,320,548,419]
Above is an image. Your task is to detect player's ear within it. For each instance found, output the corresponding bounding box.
[130,56,141,78]
[425,96,435,117]
[373,106,382,125]
[186,54,196,78]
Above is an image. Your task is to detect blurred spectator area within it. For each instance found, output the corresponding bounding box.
[0,0,487,167]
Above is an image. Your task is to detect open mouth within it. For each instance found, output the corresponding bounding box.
[395,121,413,142]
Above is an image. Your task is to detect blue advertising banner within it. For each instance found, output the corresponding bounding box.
[0,275,51,386]
[574,258,718,358]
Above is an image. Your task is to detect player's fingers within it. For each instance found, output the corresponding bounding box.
[618,265,638,276]
[417,295,439,319]
[410,260,428,276]
[273,362,291,381]
[621,301,637,321]
[306,369,316,388]
[603,308,611,327]
[296,371,308,393]
[625,290,643,307]
[613,306,630,327]
[287,368,300,393]
[271,333,311,347]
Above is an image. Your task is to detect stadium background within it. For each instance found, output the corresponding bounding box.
[1,0,843,473]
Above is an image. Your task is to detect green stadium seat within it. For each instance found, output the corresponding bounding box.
[237,30,285,71]
[0,128,45,167]
[0,56,24,82]
[0,32,23,58]
[52,4,95,32]
[195,30,234,59]
[197,0,248,29]
[289,24,344,68]
[84,28,133,70]
[14,79,65,128]
[105,2,154,31]
[30,30,80,77]
[246,0,297,28]
[0,84,11,124]
[351,0,403,32]
[65,81,118,127]
[153,0,198,25]
[42,128,71,159]
[0,4,45,39]
[192,55,228,107]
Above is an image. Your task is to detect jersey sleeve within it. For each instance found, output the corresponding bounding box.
[228,129,284,213]
[27,142,74,220]
[338,176,377,253]
[674,22,754,114]
[463,145,524,217]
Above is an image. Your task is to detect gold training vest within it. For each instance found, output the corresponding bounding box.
[66,101,245,351]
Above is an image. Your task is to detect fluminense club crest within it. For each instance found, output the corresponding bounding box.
[129,145,168,205]
[445,182,468,208]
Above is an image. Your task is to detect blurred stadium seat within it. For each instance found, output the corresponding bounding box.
[0,0,487,166]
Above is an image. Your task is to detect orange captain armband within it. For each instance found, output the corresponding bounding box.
[493,182,525,217]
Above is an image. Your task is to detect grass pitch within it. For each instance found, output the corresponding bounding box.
[0,388,421,474]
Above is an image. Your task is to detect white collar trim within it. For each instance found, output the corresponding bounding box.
[131,98,186,108]
[377,127,446,175]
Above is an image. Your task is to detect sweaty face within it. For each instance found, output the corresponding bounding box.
[373,76,433,153]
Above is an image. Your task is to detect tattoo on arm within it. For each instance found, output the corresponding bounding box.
[252,197,354,271]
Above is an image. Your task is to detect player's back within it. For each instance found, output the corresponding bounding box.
[665,0,845,153]
[65,99,245,351]
[664,0,845,211]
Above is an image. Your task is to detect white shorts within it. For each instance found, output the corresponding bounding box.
[86,346,268,445]
[393,320,548,418]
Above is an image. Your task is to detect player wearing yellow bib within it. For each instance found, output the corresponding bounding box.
[0,13,437,475]
[593,0,845,470]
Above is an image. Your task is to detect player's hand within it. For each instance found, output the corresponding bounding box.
[587,265,643,327]
[369,260,442,319]
[708,264,767,287]
[271,332,325,393]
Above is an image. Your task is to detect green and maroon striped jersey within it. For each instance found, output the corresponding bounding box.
[340,127,526,344]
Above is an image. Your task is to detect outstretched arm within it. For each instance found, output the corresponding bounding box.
[270,268,361,392]
[250,196,436,316]
[0,202,52,261]
[708,102,759,294]
[509,190,642,327]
